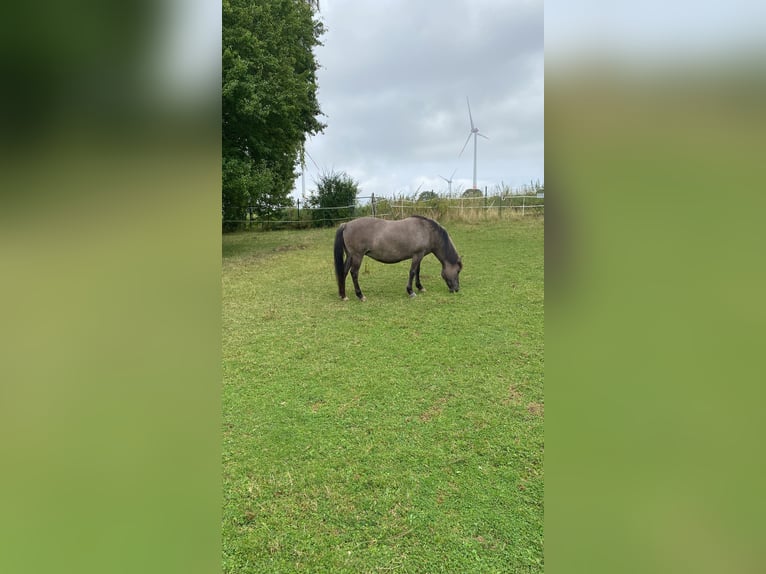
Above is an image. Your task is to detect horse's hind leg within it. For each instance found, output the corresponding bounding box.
[349,257,366,301]
[339,257,352,300]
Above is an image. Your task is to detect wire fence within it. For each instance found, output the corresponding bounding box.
[223,190,543,231]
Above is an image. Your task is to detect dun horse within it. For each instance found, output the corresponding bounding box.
[334,216,462,301]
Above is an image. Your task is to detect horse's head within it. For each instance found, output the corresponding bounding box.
[441,258,462,293]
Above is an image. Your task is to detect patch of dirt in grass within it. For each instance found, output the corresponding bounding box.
[228,242,311,266]
[337,396,360,415]
[503,384,523,406]
[261,307,280,321]
[273,244,308,253]
[526,402,544,417]
[310,401,325,412]
[419,396,450,422]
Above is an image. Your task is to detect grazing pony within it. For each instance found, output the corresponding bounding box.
[334,216,462,301]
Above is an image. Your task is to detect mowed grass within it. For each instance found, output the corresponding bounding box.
[222,219,544,573]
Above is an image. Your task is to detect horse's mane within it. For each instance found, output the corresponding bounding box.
[410,215,460,264]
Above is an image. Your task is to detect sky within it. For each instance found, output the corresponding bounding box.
[293,0,544,200]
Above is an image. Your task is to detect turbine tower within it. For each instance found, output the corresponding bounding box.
[438,168,458,195]
[300,143,306,198]
[458,97,488,190]
[299,142,321,199]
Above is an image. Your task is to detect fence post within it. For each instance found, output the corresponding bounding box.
[297,198,300,224]
[522,196,526,217]
[371,193,376,218]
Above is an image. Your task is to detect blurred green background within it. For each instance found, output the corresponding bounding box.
[0,2,221,573]
[546,2,766,572]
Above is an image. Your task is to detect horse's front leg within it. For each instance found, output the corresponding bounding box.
[415,260,425,293]
[407,255,424,298]
[350,256,366,301]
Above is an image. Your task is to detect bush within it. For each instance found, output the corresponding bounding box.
[222,158,292,231]
[308,171,359,227]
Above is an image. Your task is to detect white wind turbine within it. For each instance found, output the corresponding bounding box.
[299,141,321,199]
[300,144,306,198]
[438,168,457,196]
[458,96,489,190]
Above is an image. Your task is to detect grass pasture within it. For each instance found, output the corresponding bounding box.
[222,219,544,573]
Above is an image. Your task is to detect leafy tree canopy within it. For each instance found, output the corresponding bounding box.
[223,0,325,229]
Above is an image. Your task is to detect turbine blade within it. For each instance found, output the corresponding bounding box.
[305,149,321,171]
[466,96,474,130]
[438,175,449,182]
[450,167,457,179]
[477,132,489,140]
[458,132,472,157]
[415,182,424,194]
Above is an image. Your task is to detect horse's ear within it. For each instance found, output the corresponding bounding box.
[458,257,463,269]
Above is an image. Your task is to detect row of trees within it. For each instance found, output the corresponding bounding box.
[223,0,326,231]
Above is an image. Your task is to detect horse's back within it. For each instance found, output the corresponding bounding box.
[342,217,386,246]
[342,217,433,263]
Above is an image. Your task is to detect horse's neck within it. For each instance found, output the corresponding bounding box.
[431,240,451,266]
[426,223,455,265]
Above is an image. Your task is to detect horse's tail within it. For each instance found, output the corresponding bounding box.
[334,223,347,293]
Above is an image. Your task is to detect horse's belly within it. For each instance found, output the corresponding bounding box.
[366,250,410,264]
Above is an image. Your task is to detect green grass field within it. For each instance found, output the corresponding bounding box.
[222,219,544,573]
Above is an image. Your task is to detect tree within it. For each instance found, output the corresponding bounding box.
[222,0,325,230]
[308,171,359,227]
[418,190,438,202]
[462,189,483,198]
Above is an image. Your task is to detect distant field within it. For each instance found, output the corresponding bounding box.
[222,219,544,573]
